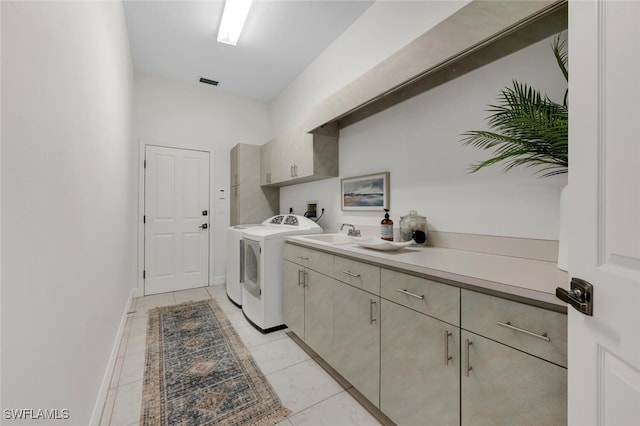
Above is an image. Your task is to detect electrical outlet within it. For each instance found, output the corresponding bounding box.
[306,201,318,218]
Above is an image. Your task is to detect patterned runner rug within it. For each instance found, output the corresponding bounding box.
[140,299,291,425]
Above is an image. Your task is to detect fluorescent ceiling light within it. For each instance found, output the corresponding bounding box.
[217,0,253,46]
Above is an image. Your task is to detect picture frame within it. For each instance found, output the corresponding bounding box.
[341,172,390,211]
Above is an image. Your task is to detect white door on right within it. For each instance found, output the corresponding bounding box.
[568,1,640,424]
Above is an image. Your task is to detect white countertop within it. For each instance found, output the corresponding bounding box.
[286,235,568,312]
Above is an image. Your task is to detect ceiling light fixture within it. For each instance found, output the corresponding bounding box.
[217,0,253,46]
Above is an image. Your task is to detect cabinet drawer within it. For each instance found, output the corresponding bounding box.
[283,244,333,274]
[332,256,380,295]
[461,331,567,425]
[381,269,460,326]
[461,289,567,367]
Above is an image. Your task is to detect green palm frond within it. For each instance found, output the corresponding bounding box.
[460,34,568,177]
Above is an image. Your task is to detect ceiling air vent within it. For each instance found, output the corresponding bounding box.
[199,77,219,86]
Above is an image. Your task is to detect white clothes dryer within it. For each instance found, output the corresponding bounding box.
[241,215,322,332]
[226,223,265,307]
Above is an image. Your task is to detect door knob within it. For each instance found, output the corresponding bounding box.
[556,278,593,316]
[199,223,208,230]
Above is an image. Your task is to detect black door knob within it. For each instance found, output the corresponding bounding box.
[556,278,593,316]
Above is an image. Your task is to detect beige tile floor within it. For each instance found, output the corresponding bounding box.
[100,284,382,426]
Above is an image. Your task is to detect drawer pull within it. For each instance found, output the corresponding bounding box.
[297,256,309,261]
[298,269,304,286]
[497,321,551,342]
[342,270,361,278]
[397,288,424,300]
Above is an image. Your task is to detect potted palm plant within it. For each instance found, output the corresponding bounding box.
[461,35,568,177]
[461,34,569,270]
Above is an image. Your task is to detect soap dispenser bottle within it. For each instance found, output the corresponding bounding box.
[381,208,394,241]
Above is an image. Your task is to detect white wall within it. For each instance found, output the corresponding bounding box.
[270,0,470,135]
[276,6,567,240]
[133,73,271,286]
[1,1,135,424]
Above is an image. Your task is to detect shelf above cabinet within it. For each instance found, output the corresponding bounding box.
[304,0,568,133]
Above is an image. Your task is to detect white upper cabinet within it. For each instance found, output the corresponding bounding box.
[230,143,279,225]
[260,125,339,187]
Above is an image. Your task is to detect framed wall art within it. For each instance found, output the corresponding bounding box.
[341,172,390,211]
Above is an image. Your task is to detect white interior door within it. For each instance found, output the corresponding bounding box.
[567,1,640,424]
[144,145,210,295]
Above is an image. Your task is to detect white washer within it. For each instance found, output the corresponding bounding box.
[242,214,322,332]
[227,223,265,307]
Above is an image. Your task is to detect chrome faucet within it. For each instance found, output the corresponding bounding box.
[340,223,361,237]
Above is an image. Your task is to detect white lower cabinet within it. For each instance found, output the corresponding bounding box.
[283,259,305,339]
[283,259,335,362]
[460,289,567,425]
[380,299,460,425]
[304,269,335,363]
[331,280,380,407]
[282,243,568,425]
[461,330,567,425]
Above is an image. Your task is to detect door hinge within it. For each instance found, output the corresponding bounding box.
[143,215,146,224]
[143,270,146,279]
[144,160,147,168]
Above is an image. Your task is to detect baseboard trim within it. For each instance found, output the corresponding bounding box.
[89,289,135,426]
[213,274,226,286]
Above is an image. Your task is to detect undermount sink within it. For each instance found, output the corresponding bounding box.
[299,233,355,245]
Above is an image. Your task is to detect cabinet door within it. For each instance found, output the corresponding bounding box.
[229,146,239,225]
[332,281,380,407]
[260,139,275,186]
[230,184,239,226]
[304,270,335,362]
[290,132,314,179]
[461,331,567,426]
[380,300,460,425]
[230,145,239,186]
[283,260,305,339]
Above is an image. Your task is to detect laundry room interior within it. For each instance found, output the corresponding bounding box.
[4,1,640,425]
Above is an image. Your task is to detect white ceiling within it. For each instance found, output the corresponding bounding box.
[123,0,374,102]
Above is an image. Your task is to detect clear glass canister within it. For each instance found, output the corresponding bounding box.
[399,210,428,245]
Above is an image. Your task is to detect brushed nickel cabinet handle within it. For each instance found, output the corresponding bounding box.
[298,269,304,287]
[465,339,473,377]
[496,321,551,342]
[397,288,425,300]
[342,270,361,278]
[369,299,377,324]
[304,271,309,288]
[297,255,309,261]
[444,330,452,365]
